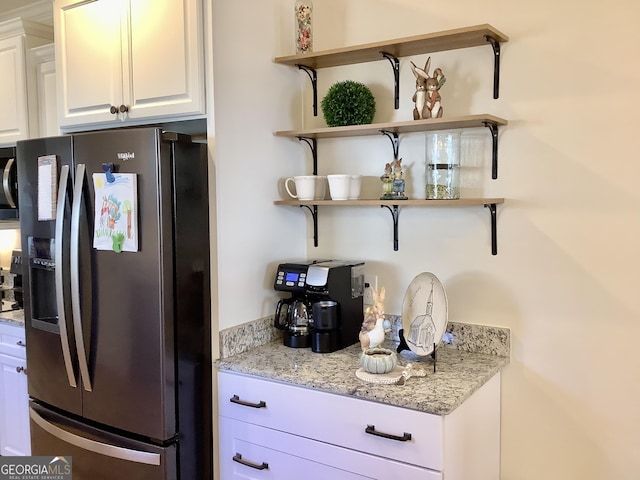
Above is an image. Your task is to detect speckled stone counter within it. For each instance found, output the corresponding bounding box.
[0,309,24,327]
[217,319,510,416]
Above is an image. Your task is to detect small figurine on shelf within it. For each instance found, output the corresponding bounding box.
[380,162,394,199]
[380,158,408,200]
[359,286,391,351]
[410,57,446,120]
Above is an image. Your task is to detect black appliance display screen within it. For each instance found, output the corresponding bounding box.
[285,272,299,282]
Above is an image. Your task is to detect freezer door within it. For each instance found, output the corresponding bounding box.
[16,136,82,416]
[70,128,176,440]
[30,403,176,480]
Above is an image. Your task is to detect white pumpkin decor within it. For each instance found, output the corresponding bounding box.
[359,348,398,374]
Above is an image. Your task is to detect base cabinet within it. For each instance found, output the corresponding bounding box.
[0,323,30,456]
[219,416,437,479]
[218,370,501,480]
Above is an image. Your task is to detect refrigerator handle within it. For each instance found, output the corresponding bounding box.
[71,163,92,392]
[55,164,78,388]
[2,157,17,208]
[30,407,161,466]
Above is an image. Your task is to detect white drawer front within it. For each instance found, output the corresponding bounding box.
[219,416,441,480]
[218,371,443,470]
[0,323,26,359]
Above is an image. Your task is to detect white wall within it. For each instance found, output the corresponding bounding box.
[211,0,640,478]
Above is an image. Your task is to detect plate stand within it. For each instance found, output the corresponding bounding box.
[397,329,437,373]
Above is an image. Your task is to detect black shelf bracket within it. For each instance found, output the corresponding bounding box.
[381,52,400,110]
[485,36,501,99]
[381,204,400,251]
[300,204,318,247]
[379,130,399,159]
[296,64,318,116]
[482,122,499,179]
[296,136,318,174]
[484,203,498,255]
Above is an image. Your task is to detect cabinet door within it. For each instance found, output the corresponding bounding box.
[31,44,59,137]
[0,35,29,146]
[126,0,205,120]
[0,352,30,456]
[55,0,124,127]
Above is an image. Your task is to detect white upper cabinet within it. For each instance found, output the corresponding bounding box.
[0,19,53,147]
[30,43,59,137]
[54,0,205,129]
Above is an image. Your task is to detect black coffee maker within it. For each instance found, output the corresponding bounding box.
[0,250,23,312]
[9,250,23,309]
[274,260,365,353]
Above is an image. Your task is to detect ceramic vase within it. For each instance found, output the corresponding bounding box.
[294,0,313,54]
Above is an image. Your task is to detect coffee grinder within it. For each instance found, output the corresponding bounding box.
[274,260,365,353]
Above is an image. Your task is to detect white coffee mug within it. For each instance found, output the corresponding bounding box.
[314,176,327,200]
[349,175,362,200]
[327,174,351,200]
[285,175,316,201]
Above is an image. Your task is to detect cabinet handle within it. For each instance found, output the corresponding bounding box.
[229,394,266,409]
[232,453,268,470]
[17,340,26,347]
[119,104,129,113]
[16,366,27,375]
[110,105,118,114]
[365,424,412,442]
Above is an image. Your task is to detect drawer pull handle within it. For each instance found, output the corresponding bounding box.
[230,394,266,409]
[233,453,269,470]
[365,424,412,442]
[17,341,26,347]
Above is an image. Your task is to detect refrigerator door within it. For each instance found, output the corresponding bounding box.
[70,128,176,441]
[17,136,81,416]
[30,402,176,480]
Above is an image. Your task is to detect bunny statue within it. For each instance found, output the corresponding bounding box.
[359,286,391,351]
[410,57,446,120]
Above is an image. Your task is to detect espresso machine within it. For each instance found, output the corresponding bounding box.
[274,260,365,353]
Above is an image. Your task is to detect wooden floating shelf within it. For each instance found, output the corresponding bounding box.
[274,198,504,254]
[274,24,509,69]
[274,114,507,139]
[274,198,504,207]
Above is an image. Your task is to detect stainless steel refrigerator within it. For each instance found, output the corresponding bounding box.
[16,127,212,480]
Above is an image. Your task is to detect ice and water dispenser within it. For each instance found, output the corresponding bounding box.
[27,237,58,332]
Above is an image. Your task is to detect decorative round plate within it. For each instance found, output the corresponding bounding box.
[401,272,448,356]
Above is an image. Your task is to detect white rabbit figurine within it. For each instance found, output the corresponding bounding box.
[359,286,390,350]
[410,57,446,120]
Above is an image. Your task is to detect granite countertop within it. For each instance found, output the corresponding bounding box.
[0,309,24,327]
[217,326,509,416]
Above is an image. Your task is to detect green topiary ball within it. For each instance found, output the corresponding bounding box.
[321,80,376,127]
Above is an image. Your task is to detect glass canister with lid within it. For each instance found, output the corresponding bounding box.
[425,131,461,200]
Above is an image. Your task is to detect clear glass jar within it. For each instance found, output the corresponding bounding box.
[425,131,461,199]
[294,0,313,54]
